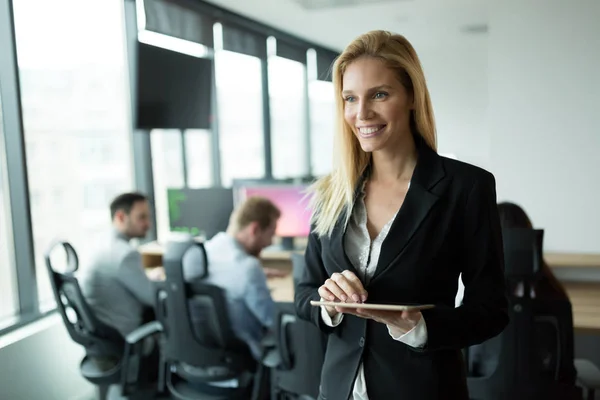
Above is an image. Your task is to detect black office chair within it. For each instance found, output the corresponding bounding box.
[264,253,327,400]
[269,302,326,400]
[291,253,305,288]
[467,296,584,400]
[466,229,583,399]
[45,240,159,400]
[156,239,264,399]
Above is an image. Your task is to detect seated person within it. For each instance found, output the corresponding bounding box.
[183,196,281,361]
[79,192,157,366]
[468,202,576,385]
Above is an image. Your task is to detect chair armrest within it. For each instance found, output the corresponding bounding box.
[125,321,163,345]
[575,358,600,390]
[120,321,163,396]
[261,348,281,369]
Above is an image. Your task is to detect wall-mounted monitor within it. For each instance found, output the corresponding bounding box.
[136,42,212,130]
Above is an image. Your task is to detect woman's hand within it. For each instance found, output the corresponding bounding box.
[352,309,422,335]
[318,270,368,317]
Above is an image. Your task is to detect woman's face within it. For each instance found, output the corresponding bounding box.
[342,57,413,153]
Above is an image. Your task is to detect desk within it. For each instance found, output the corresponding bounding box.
[140,242,600,269]
[546,253,600,268]
[267,275,294,303]
[564,282,600,334]
[138,241,301,270]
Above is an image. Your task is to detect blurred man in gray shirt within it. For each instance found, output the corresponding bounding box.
[80,192,155,337]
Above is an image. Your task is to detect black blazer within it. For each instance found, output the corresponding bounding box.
[295,142,509,400]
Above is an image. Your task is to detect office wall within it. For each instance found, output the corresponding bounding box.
[488,0,600,253]
[0,315,94,400]
[419,38,490,170]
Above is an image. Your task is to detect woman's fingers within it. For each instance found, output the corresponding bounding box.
[330,271,367,303]
[317,285,337,302]
[318,270,368,304]
[341,270,368,302]
[322,278,348,302]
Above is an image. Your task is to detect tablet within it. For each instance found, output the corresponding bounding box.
[310,300,435,312]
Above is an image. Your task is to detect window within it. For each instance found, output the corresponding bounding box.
[215,50,265,186]
[151,130,185,242]
[13,0,134,309]
[151,129,213,242]
[185,129,213,189]
[0,96,19,324]
[309,80,335,177]
[269,56,308,179]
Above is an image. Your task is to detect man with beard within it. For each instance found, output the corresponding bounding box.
[80,192,156,342]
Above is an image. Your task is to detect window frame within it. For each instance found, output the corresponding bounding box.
[0,0,39,329]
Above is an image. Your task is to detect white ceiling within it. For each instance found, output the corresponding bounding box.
[204,0,488,51]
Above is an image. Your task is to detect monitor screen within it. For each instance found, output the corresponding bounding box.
[236,184,312,238]
[167,188,233,240]
[136,42,212,130]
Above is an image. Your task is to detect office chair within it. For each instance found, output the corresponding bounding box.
[45,241,159,400]
[156,239,266,399]
[269,302,326,400]
[291,253,305,288]
[262,253,327,400]
[466,229,583,399]
[467,296,584,400]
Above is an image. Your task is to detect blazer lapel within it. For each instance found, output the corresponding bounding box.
[328,214,359,277]
[370,141,446,283]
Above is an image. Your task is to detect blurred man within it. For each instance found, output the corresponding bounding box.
[183,196,281,360]
[80,192,155,338]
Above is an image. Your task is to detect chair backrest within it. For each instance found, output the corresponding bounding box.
[533,298,578,385]
[502,228,544,280]
[467,296,580,400]
[467,228,581,399]
[275,302,326,399]
[45,241,123,358]
[273,301,326,399]
[291,252,306,289]
[158,239,255,382]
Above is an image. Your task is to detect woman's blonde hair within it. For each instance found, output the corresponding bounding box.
[309,30,437,237]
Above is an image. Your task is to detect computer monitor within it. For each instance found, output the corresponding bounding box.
[136,42,212,130]
[235,184,312,250]
[167,188,234,240]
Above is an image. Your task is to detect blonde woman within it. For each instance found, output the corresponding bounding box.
[295,31,508,400]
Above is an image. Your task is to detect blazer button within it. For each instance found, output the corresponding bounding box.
[359,337,365,347]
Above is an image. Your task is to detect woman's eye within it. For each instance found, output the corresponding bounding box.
[344,96,356,103]
[374,92,388,99]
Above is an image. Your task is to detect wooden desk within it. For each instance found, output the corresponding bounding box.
[138,241,301,270]
[545,253,600,268]
[267,275,294,303]
[564,282,600,334]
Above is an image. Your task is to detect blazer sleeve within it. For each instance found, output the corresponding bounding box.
[420,172,509,351]
[294,228,337,334]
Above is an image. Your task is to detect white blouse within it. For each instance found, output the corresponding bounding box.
[320,181,428,400]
